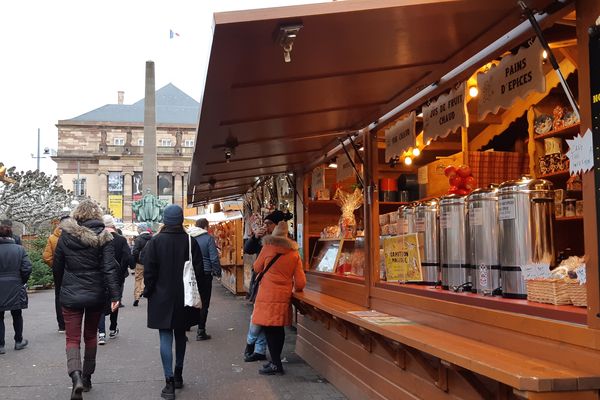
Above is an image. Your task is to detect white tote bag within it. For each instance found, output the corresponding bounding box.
[183,235,202,308]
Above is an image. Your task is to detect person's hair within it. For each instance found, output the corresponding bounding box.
[196,218,209,229]
[0,225,13,238]
[0,219,13,227]
[71,199,102,222]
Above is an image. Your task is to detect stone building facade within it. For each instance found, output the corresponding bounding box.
[53,83,198,222]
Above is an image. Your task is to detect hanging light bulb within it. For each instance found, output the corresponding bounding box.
[328,159,337,168]
[404,156,412,166]
[542,50,548,59]
[469,85,479,98]
[358,146,364,151]
[426,139,432,146]
[412,148,421,157]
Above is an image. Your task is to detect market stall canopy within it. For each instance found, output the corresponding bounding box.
[189,0,568,205]
[185,210,243,223]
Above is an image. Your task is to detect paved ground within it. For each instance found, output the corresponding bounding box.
[0,278,346,400]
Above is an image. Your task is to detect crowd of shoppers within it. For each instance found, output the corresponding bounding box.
[2,200,304,399]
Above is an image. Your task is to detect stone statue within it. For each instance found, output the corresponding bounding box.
[132,189,167,222]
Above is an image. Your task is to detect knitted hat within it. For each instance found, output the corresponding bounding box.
[102,214,116,228]
[264,210,292,224]
[272,221,289,237]
[163,204,183,226]
[137,223,148,233]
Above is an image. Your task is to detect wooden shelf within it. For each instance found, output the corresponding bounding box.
[380,201,410,206]
[556,215,583,221]
[308,199,338,205]
[539,169,570,179]
[531,123,580,141]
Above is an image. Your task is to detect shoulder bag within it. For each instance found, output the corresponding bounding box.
[248,253,282,303]
[183,235,202,308]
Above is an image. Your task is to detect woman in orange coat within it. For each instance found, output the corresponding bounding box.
[252,220,306,375]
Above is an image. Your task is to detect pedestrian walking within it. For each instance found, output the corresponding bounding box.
[132,223,152,307]
[42,215,69,333]
[0,219,21,245]
[189,218,221,341]
[97,215,133,345]
[52,200,121,400]
[143,204,204,400]
[252,220,305,375]
[0,220,32,354]
[242,209,292,363]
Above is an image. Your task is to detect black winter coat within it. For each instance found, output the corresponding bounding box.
[132,232,152,266]
[0,237,32,311]
[53,218,121,309]
[110,231,133,282]
[143,225,204,330]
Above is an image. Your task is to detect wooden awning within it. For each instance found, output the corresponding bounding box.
[188,0,568,204]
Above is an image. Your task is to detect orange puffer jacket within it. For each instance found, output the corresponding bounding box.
[251,234,306,327]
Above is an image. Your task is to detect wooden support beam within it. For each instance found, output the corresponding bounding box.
[375,336,406,369]
[403,346,438,383]
[461,126,469,165]
[437,360,449,392]
[444,361,494,399]
[343,322,373,352]
[331,316,348,339]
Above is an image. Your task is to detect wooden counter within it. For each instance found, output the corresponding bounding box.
[294,289,600,400]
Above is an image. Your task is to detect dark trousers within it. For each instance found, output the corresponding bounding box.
[54,285,65,330]
[264,326,285,369]
[98,309,119,334]
[198,274,213,331]
[62,306,102,375]
[0,310,23,346]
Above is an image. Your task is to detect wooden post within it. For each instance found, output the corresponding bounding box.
[461,126,469,165]
[527,107,537,177]
[363,129,378,308]
[576,0,600,329]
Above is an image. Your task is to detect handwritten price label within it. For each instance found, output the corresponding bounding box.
[575,264,587,285]
[566,129,594,176]
[520,263,551,280]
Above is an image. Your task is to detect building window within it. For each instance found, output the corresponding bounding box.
[137,138,144,146]
[73,178,87,197]
[184,139,194,147]
[160,139,172,147]
[114,137,125,146]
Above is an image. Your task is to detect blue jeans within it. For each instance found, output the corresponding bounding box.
[159,329,187,378]
[246,316,267,355]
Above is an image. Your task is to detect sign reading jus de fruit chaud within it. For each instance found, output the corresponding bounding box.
[423,83,468,144]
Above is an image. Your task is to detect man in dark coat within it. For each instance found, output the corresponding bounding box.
[242,210,292,362]
[0,221,32,354]
[189,218,221,341]
[97,215,134,344]
[143,204,203,399]
[53,200,121,399]
[131,223,152,306]
[0,219,21,245]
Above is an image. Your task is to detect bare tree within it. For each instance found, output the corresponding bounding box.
[0,167,73,233]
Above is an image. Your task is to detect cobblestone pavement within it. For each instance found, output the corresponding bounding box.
[0,278,346,400]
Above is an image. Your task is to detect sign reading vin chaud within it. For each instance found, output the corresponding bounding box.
[477,39,545,120]
[385,111,416,163]
[423,82,468,144]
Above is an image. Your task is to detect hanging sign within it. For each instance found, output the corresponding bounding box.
[383,233,422,282]
[311,165,325,196]
[567,129,594,176]
[477,39,545,120]
[385,112,416,162]
[423,82,468,144]
[336,149,355,182]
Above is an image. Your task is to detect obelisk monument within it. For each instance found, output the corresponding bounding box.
[143,60,157,195]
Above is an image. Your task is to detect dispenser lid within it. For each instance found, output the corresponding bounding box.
[416,198,439,211]
[498,176,553,193]
[466,186,498,202]
[439,194,467,206]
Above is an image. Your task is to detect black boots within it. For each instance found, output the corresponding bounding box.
[70,371,84,400]
[244,343,254,357]
[244,352,267,362]
[196,329,211,341]
[174,366,183,389]
[161,377,176,399]
[82,375,92,392]
[259,362,285,375]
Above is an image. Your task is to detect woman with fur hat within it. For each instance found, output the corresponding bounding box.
[53,200,121,400]
[251,220,306,375]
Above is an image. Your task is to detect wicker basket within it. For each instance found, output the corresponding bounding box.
[565,279,587,307]
[526,279,572,305]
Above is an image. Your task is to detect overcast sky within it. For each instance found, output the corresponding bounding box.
[0,0,324,175]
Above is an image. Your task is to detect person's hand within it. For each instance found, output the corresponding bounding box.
[255,227,267,238]
[111,301,120,312]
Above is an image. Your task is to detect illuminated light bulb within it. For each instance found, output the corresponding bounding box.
[404,156,412,166]
[417,112,424,118]
[328,161,337,168]
[426,139,432,146]
[542,50,548,59]
[358,146,364,151]
[469,86,479,98]
[412,148,421,157]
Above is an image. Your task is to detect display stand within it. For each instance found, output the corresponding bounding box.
[217,218,245,295]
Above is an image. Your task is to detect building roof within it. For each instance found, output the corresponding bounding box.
[67,83,199,125]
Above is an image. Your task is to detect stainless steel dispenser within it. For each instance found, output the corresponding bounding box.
[414,200,440,284]
[466,187,500,295]
[498,177,555,299]
[439,195,470,290]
